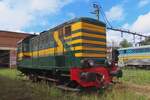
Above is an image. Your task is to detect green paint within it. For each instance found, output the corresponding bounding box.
[17,17,106,72]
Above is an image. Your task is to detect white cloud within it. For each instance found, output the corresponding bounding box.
[30,0,73,13]
[121,12,150,37]
[105,5,124,21]
[107,12,150,46]
[107,30,121,46]
[138,0,150,8]
[131,12,150,34]
[0,0,73,32]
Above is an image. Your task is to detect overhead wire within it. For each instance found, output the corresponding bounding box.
[99,4,113,28]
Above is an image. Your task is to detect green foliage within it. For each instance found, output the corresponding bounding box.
[119,39,133,48]
[140,37,150,45]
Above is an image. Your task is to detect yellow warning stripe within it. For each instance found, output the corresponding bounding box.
[18,46,106,58]
[72,22,105,33]
[75,53,106,58]
[71,46,106,51]
[82,22,105,30]
[67,39,106,45]
[64,32,106,40]
[119,55,150,60]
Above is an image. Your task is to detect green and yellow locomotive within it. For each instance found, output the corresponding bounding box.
[17,17,122,91]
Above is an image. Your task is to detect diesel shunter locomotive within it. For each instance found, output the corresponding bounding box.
[17,17,122,91]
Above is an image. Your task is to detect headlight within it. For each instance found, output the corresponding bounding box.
[88,60,94,66]
[81,59,95,68]
[115,63,118,66]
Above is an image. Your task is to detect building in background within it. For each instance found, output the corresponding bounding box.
[0,30,31,68]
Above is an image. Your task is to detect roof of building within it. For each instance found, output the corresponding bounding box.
[0,30,32,38]
[0,30,32,48]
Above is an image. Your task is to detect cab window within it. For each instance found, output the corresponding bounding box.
[65,26,71,36]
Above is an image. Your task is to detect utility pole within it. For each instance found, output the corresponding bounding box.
[91,3,100,20]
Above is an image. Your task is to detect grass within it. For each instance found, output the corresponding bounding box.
[0,68,20,79]
[121,68,150,85]
[0,68,150,100]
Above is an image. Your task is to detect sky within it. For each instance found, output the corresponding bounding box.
[0,0,150,45]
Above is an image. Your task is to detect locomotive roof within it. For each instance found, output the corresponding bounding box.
[17,34,37,44]
[20,17,106,43]
[118,45,150,50]
[40,17,105,35]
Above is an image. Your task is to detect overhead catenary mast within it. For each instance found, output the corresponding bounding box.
[91,3,100,21]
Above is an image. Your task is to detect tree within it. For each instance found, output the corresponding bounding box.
[140,37,150,45]
[119,39,133,48]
